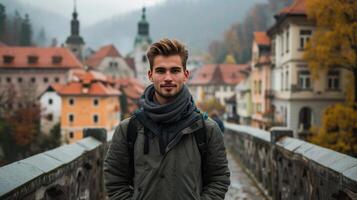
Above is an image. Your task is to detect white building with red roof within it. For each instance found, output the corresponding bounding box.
[188,63,248,105]
[85,44,134,79]
[39,84,64,134]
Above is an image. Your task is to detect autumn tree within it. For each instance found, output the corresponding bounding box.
[304,0,357,103]
[197,98,225,116]
[309,104,357,157]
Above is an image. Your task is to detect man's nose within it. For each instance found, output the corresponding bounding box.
[164,72,173,81]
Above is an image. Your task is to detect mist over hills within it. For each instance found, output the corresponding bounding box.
[2,0,264,55]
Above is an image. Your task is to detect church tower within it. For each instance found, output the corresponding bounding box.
[133,7,152,86]
[65,0,85,61]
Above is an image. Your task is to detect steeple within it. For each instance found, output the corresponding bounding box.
[134,7,152,46]
[66,0,84,45]
[65,0,85,61]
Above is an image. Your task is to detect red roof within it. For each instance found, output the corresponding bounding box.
[125,57,136,73]
[84,44,122,67]
[114,78,144,99]
[189,64,248,85]
[0,47,83,68]
[58,82,120,96]
[74,70,109,84]
[279,0,306,15]
[57,70,120,96]
[254,32,270,46]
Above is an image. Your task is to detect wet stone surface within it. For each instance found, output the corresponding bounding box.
[225,152,266,200]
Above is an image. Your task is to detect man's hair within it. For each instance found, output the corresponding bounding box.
[146,38,189,71]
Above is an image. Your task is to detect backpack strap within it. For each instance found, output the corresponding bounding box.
[127,116,138,186]
[194,114,208,185]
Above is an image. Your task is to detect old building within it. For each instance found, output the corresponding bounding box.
[188,64,247,105]
[85,44,134,79]
[0,47,83,108]
[39,84,63,134]
[58,70,120,143]
[250,32,273,130]
[267,0,347,138]
[235,67,252,125]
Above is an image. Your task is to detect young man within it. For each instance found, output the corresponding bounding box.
[104,39,230,200]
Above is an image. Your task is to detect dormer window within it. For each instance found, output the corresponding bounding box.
[3,55,14,64]
[52,56,63,64]
[28,56,38,64]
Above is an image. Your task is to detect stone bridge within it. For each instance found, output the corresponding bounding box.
[0,123,356,200]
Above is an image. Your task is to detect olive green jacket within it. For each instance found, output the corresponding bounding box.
[104,117,230,200]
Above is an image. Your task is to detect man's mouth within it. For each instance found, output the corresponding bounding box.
[161,85,176,88]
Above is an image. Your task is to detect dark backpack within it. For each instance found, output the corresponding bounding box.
[126,114,208,185]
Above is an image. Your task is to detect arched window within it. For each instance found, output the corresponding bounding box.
[299,107,312,131]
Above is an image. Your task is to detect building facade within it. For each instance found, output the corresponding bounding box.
[268,0,347,138]
[58,71,121,143]
[250,32,273,130]
[85,44,134,79]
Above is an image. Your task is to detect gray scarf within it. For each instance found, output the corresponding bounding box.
[141,84,197,124]
[136,84,201,154]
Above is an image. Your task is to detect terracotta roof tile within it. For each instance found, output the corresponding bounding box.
[0,47,83,68]
[253,32,270,46]
[84,44,122,67]
[279,0,306,15]
[125,57,136,73]
[189,64,248,85]
[58,82,120,96]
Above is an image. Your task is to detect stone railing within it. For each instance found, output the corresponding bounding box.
[225,122,357,200]
[0,128,108,200]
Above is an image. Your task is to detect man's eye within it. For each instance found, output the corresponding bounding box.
[156,69,165,73]
[172,69,181,73]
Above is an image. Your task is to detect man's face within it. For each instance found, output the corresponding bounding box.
[148,55,189,103]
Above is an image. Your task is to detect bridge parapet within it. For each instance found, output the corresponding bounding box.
[225,122,357,200]
[0,129,108,200]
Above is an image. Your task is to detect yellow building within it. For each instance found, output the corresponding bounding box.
[58,71,121,143]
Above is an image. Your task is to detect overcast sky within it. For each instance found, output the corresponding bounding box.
[18,0,166,26]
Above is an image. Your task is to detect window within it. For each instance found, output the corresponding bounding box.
[93,99,99,106]
[299,107,312,131]
[52,56,62,64]
[43,77,48,83]
[31,77,36,83]
[28,56,38,64]
[6,77,11,83]
[69,98,74,105]
[17,77,22,83]
[285,71,289,90]
[3,55,14,64]
[142,55,147,63]
[69,132,74,138]
[281,34,284,55]
[72,48,77,52]
[55,77,60,83]
[286,30,289,53]
[48,98,53,105]
[281,72,284,91]
[93,114,99,123]
[47,113,53,121]
[327,70,340,90]
[69,114,74,123]
[299,30,312,50]
[258,80,262,94]
[298,71,311,90]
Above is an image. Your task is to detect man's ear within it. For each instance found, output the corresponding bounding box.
[184,70,190,81]
[148,70,153,82]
